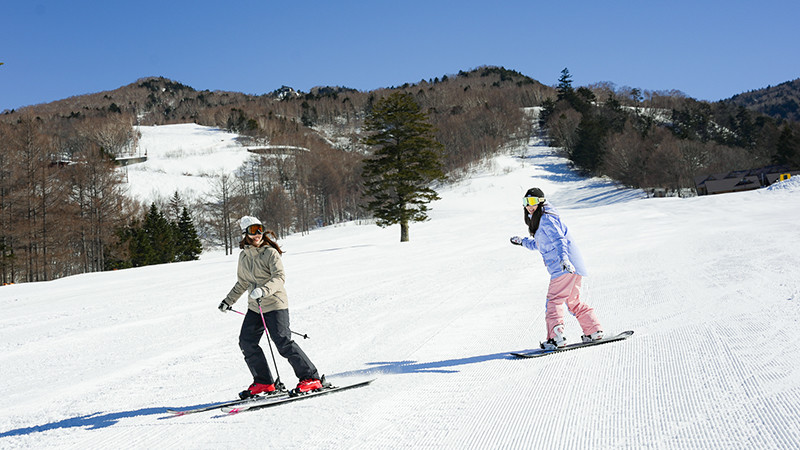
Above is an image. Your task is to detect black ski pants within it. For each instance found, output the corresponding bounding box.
[239,308,319,385]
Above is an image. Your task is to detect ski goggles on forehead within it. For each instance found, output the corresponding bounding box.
[245,224,264,235]
[523,196,544,206]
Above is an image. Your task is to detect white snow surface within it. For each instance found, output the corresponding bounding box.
[2,128,800,449]
[125,124,253,203]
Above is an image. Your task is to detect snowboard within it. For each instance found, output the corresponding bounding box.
[510,330,634,358]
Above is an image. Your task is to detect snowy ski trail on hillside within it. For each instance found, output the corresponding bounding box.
[2,128,800,449]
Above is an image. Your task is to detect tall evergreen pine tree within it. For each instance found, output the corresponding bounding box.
[176,207,203,261]
[361,92,446,242]
[146,203,176,264]
[556,68,574,101]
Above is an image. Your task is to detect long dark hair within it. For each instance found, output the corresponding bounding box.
[239,229,283,254]
[523,187,548,236]
[524,206,546,236]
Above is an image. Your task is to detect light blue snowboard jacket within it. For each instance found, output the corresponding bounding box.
[520,203,588,279]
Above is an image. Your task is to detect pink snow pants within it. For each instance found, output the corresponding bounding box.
[545,273,602,339]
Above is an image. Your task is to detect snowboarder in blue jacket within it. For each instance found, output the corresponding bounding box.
[510,188,604,349]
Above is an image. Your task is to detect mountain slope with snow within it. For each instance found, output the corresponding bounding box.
[2,133,800,449]
[125,124,252,203]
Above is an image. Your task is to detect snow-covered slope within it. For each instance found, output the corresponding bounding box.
[124,124,252,203]
[2,133,800,449]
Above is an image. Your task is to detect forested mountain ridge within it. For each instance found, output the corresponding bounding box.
[538,69,800,192]
[2,67,551,174]
[726,78,800,122]
[0,67,549,283]
[2,66,799,285]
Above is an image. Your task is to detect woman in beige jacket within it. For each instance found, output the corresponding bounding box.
[218,216,324,399]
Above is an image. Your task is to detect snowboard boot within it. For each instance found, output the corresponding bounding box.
[239,382,276,400]
[540,324,567,350]
[581,330,604,343]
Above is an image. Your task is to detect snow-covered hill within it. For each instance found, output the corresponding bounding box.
[124,124,252,203]
[2,130,800,449]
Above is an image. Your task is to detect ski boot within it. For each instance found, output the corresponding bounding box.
[239,381,285,400]
[292,375,330,396]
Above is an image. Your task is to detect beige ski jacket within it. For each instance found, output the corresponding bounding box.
[223,245,288,313]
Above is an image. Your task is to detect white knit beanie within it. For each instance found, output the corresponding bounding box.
[238,216,262,234]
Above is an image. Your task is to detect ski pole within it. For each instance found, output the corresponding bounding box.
[228,307,310,339]
[256,299,282,387]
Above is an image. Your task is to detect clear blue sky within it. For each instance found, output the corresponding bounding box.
[2,0,799,112]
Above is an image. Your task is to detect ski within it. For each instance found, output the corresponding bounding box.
[223,379,375,414]
[510,330,634,358]
[167,390,291,416]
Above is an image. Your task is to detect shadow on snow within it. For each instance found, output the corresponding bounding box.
[330,349,528,378]
[2,349,532,438]
[0,407,170,438]
[516,152,645,207]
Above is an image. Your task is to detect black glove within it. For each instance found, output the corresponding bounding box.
[510,236,523,246]
[218,301,231,313]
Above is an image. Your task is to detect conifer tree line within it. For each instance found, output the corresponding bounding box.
[119,200,202,268]
[2,66,799,283]
[540,68,800,193]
